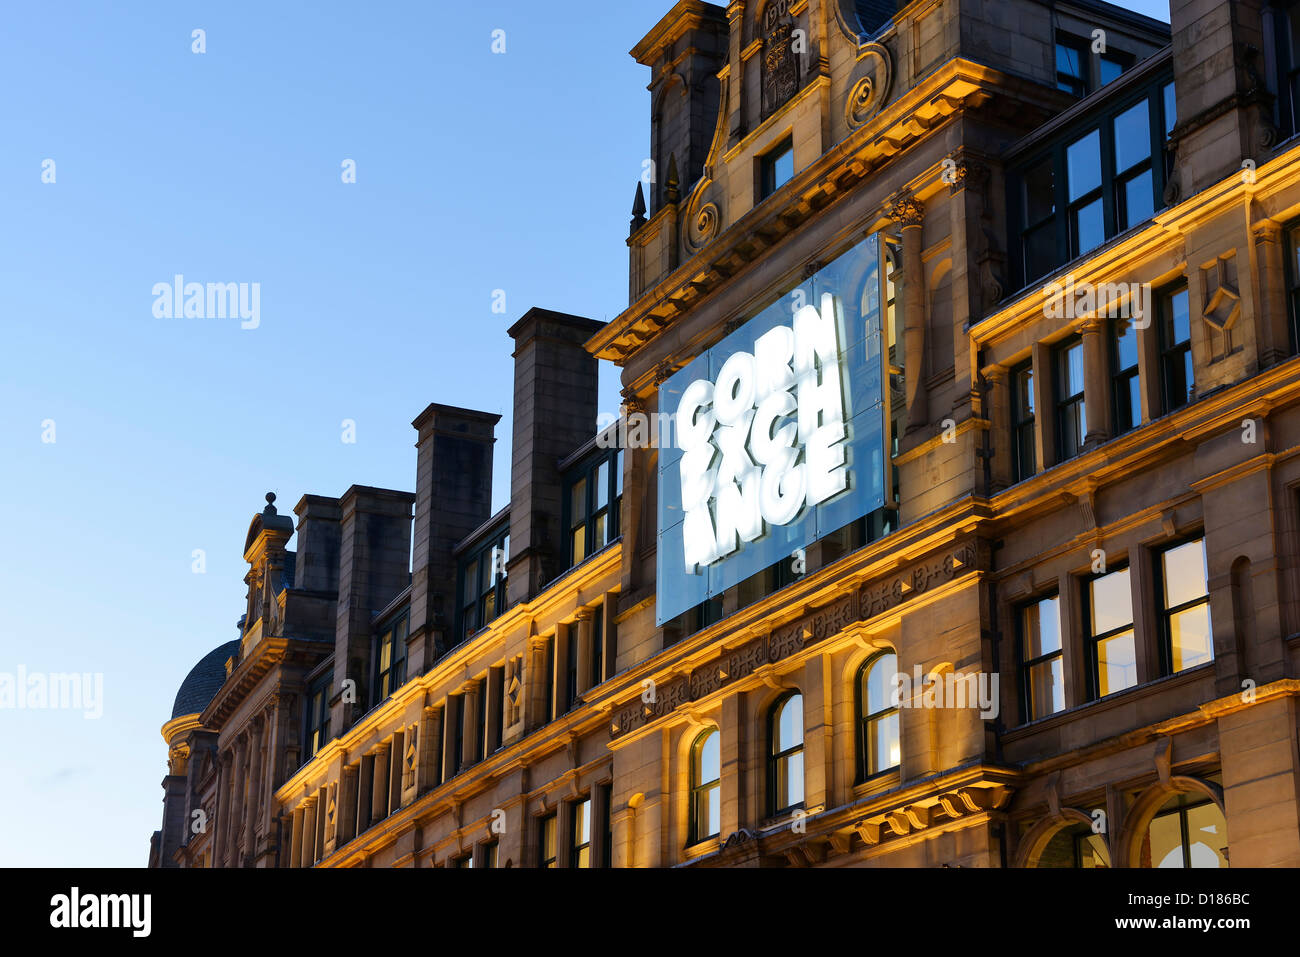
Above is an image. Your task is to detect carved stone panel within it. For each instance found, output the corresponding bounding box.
[761,0,801,120]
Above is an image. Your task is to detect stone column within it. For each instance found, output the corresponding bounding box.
[575,610,595,698]
[337,764,359,847]
[891,193,927,434]
[463,682,483,766]
[1081,319,1111,448]
[370,743,390,826]
[984,365,1012,491]
[288,807,304,869]
[243,716,264,862]
[418,706,443,791]
[299,797,317,868]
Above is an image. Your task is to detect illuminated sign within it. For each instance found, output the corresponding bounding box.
[656,233,888,625]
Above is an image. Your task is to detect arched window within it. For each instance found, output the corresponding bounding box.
[689,729,720,844]
[857,653,900,781]
[768,692,804,816]
[1140,793,1228,868]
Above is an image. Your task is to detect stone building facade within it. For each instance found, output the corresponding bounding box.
[151,0,1300,868]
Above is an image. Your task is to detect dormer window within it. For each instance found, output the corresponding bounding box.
[371,611,408,703]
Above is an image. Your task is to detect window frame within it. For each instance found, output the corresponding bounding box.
[456,523,509,645]
[689,728,721,845]
[570,797,592,868]
[370,610,409,706]
[759,135,795,200]
[1157,281,1193,414]
[855,652,900,783]
[562,447,622,571]
[1155,536,1214,677]
[1110,316,1142,434]
[1017,593,1065,723]
[767,691,805,817]
[303,674,332,760]
[1084,563,1138,700]
[537,812,558,869]
[1010,360,1037,483]
[1054,335,1088,462]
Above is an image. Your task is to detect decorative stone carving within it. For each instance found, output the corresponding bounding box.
[684,197,720,255]
[760,0,801,120]
[844,44,892,131]
[887,192,925,229]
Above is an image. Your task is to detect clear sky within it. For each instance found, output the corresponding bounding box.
[0,0,1170,867]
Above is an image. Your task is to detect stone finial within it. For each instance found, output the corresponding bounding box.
[264,492,278,514]
[631,181,648,234]
[665,153,681,205]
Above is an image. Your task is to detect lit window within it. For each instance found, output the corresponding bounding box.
[690,729,721,843]
[768,692,804,816]
[1141,793,1228,868]
[1055,337,1087,461]
[1020,596,1064,721]
[1159,538,1213,673]
[372,613,408,703]
[570,799,591,868]
[538,813,557,868]
[760,137,795,200]
[1159,284,1193,412]
[458,527,509,643]
[565,448,621,571]
[1087,566,1136,698]
[857,653,900,780]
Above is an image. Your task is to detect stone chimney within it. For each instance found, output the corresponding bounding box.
[331,485,416,731]
[407,403,501,675]
[505,308,605,607]
[292,494,342,594]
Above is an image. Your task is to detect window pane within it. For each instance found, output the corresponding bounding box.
[1023,596,1062,658]
[1148,810,1186,868]
[865,653,898,713]
[593,512,607,551]
[1114,318,1139,370]
[1027,656,1065,718]
[571,526,586,565]
[777,695,803,751]
[571,478,587,522]
[595,461,609,509]
[1062,340,1085,395]
[697,729,720,784]
[1166,288,1190,345]
[1072,196,1105,255]
[1067,130,1101,200]
[1163,539,1208,607]
[1090,568,1133,635]
[706,784,720,838]
[1100,55,1125,85]
[1015,365,1035,417]
[870,710,900,771]
[783,751,804,808]
[1114,101,1150,173]
[1169,604,1214,671]
[1056,42,1084,81]
[463,561,477,604]
[1184,802,1229,868]
[1122,168,1154,228]
[1024,159,1055,225]
[1024,220,1060,283]
[1096,629,1137,695]
[1163,82,1176,135]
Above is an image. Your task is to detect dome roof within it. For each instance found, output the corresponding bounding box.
[170,640,240,720]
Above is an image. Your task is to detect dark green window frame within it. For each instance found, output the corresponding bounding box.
[689,728,721,844]
[456,524,509,645]
[304,674,332,759]
[1018,594,1064,723]
[1009,75,1174,290]
[1010,361,1037,482]
[1054,336,1087,462]
[767,691,805,817]
[1157,282,1193,414]
[371,611,408,705]
[563,448,622,571]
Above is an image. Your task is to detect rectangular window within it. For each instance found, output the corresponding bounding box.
[488,666,504,753]
[1020,595,1064,721]
[372,613,408,703]
[1056,36,1088,97]
[458,527,509,644]
[1011,361,1036,482]
[479,841,498,868]
[543,634,555,722]
[564,624,579,713]
[451,694,464,774]
[1159,284,1192,413]
[1288,222,1300,354]
[599,782,613,868]
[538,813,557,868]
[304,676,332,759]
[1111,317,1142,434]
[760,137,795,199]
[1087,566,1137,698]
[1158,538,1214,674]
[570,798,592,868]
[564,448,621,571]
[1010,78,1173,288]
[1055,337,1087,461]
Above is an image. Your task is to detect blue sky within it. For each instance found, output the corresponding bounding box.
[0,0,1170,866]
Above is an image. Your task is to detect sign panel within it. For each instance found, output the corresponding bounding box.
[656,232,887,625]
